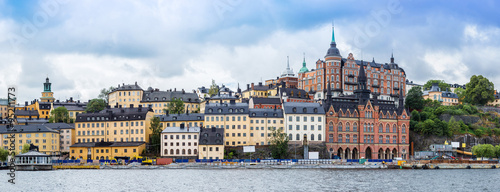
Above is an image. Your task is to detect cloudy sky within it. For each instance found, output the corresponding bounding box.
[1,0,499,103]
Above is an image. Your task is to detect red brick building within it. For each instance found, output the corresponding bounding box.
[323,61,410,160]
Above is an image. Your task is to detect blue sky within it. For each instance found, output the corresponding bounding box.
[0,0,499,103]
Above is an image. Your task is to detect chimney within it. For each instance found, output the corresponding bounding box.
[70,97,73,102]
[251,83,254,90]
[25,101,28,106]
[258,82,262,86]
[135,81,137,85]
[182,89,185,94]
[174,88,176,92]
[118,84,120,88]
[186,110,189,115]
[247,84,250,90]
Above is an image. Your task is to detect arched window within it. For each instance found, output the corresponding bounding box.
[353,135,357,143]
[346,123,350,132]
[371,124,374,132]
[188,149,191,155]
[182,149,186,155]
[164,149,168,155]
[338,134,343,142]
[318,134,322,141]
[363,123,367,132]
[353,123,357,132]
[329,134,333,143]
[402,124,406,133]
[379,136,383,143]
[329,122,334,131]
[393,124,397,133]
[194,149,197,154]
[346,134,350,143]
[289,134,292,140]
[170,149,174,155]
[311,134,315,141]
[374,79,378,86]
[386,124,390,133]
[386,136,390,143]
[379,124,383,133]
[296,134,300,141]
[402,136,406,143]
[387,88,390,94]
[338,123,343,132]
[176,149,180,154]
[317,84,321,91]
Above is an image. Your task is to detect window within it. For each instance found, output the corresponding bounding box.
[379,124,383,133]
[393,136,397,144]
[353,123,357,132]
[386,124,390,133]
[346,123,350,132]
[393,124,397,133]
[338,134,342,143]
[379,136,383,143]
[329,123,333,131]
[402,136,406,143]
[296,134,300,141]
[386,136,390,143]
[311,134,315,141]
[402,124,406,133]
[329,134,333,143]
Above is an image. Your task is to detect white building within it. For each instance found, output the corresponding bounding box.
[283,102,325,144]
[161,124,200,158]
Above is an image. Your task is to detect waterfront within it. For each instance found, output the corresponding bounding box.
[1,169,498,192]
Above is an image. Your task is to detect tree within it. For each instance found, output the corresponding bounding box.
[405,86,424,111]
[50,107,70,123]
[208,79,219,97]
[167,98,185,114]
[472,144,496,160]
[423,80,450,91]
[149,116,162,156]
[463,75,495,105]
[495,144,500,158]
[448,117,461,134]
[269,127,289,159]
[0,148,9,162]
[98,86,115,104]
[21,143,30,154]
[454,87,465,102]
[86,99,107,113]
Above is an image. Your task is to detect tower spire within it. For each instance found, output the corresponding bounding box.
[331,21,335,43]
[302,53,306,67]
[287,56,290,69]
[391,50,394,63]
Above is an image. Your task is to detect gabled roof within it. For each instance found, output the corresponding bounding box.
[249,108,284,118]
[157,113,204,122]
[205,103,249,115]
[0,124,58,134]
[142,90,199,103]
[111,83,143,92]
[75,107,152,122]
[283,102,325,114]
[251,97,281,105]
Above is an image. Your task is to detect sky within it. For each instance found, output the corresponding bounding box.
[1,0,499,103]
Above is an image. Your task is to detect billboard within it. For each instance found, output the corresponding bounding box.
[308,152,319,159]
[243,146,255,153]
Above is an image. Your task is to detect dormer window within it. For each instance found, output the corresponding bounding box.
[314,108,318,113]
[229,109,233,113]
[239,108,244,112]
[273,113,277,117]
[252,113,256,116]
[303,108,307,113]
[162,97,166,101]
[292,107,297,112]
[218,108,222,113]
[155,97,158,101]
[264,113,268,116]
[173,117,177,120]
[208,109,213,113]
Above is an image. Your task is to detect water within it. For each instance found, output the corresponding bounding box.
[1,169,498,192]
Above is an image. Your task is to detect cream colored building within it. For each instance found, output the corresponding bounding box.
[44,123,75,153]
[198,127,224,160]
[161,125,200,158]
[108,82,144,109]
[248,108,284,146]
[283,102,326,144]
[422,83,459,106]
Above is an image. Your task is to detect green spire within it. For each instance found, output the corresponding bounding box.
[302,52,306,67]
[331,22,335,42]
[298,53,309,73]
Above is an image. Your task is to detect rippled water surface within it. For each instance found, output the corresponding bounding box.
[1,169,499,191]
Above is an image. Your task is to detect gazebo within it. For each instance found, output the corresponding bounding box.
[15,144,53,171]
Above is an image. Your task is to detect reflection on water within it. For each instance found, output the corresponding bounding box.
[1,169,499,191]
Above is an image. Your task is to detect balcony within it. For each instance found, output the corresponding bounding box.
[345,81,357,85]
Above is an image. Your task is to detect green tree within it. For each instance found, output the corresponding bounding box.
[472,144,495,159]
[423,80,450,91]
[454,87,465,102]
[410,110,421,121]
[269,127,289,159]
[0,148,9,162]
[149,116,162,156]
[208,79,219,97]
[405,86,424,110]
[167,98,185,114]
[98,86,115,104]
[463,75,495,105]
[21,143,30,154]
[85,99,107,113]
[448,117,461,134]
[495,144,500,158]
[50,107,70,123]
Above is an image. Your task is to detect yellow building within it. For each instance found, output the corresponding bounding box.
[198,127,224,160]
[204,102,250,146]
[248,109,284,146]
[52,99,87,120]
[108,82,144,109]
[44,123,76,154]
[0,99,8,119]
[158,113,204,130]
[141,87,201,115]
[241,82,271,99]
[70,142,146,160]
[0,124,60,155]
[422,83,459,106]
[41,77,55,103]
[487,91,500,107]
[74,105,154,144]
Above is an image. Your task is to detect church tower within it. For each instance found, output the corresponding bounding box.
[41,77,55,103]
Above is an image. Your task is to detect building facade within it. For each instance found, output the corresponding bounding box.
[248,108,284,146]
[70,142,146,160]
[324,62,410,159]
[44,123,75,153]
[423,83,459,106]
[0,124,60,156]
[283,102,325,144]
[298,26,407,101]
[204,102,250,146]
[161,125,200,158]
[159,113,204,130]
[198,127,224,160]
[41,77,55,103]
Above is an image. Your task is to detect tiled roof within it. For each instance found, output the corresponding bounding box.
[142,90,199,103]
[205,103,249,115]
[43,123,75,130]
[0,124,58,134]
[111,83,143,92]
[251,97,281,105]
[199,127,224,145]
[283,102,325,114]
[249,108,284,118]
[70,142,146,148]
[75,107,152,122]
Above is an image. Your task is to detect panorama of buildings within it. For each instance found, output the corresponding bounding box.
[0,27,421,161]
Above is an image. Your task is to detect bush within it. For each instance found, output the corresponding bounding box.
[493,128,500,136]
[474,129,484,137]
